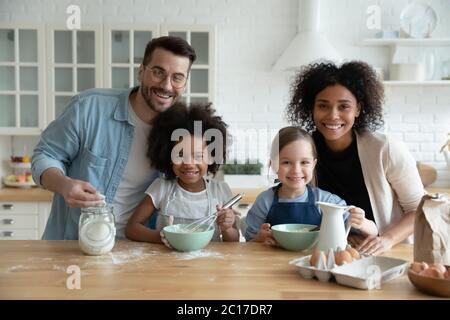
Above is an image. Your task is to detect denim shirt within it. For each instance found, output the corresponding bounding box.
[32,87,157,239]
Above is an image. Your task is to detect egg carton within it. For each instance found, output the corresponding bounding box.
[289,248,338,282]
[290,253,409,290]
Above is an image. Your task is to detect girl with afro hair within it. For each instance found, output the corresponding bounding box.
[126,102,240,245]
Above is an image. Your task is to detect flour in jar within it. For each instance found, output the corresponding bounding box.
[79,205,116,255]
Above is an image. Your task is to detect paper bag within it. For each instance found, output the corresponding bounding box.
[414,194,450,264]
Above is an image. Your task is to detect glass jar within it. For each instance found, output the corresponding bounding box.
[78,205,116,255]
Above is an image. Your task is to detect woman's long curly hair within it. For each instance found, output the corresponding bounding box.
[286,61,385,132]
[147,102,228,179]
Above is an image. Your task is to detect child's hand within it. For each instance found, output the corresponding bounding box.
[216,206,235,232]
[254,223,278,246]
[159,230,173,249]
[159,215,174,249]
[348,207,366,230]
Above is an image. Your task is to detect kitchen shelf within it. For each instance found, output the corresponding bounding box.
[361,38,450,47]
[383,80,450,86]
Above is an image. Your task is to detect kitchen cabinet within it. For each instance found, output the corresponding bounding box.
[104,24,157,89]
[0,24,45,135]
[46,25,102,122]
[0,201,50,240]
[0,23,216,136]
[361,38,450,85]
[161,25,216,104]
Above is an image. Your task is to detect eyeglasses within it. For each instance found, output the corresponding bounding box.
[144,66,187,89]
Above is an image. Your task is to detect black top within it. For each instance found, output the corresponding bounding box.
[312,131,375,223]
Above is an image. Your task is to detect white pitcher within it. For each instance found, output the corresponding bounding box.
[316,202,353,251]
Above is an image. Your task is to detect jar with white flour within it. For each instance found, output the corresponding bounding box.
[79,205,116,255]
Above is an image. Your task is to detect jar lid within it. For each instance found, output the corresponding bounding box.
[81,204,113,215]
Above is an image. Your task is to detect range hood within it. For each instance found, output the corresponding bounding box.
[273,0,341,71]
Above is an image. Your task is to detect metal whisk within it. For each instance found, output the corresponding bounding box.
[183,193,244,233]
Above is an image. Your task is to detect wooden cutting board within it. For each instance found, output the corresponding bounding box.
[416,162,437,187]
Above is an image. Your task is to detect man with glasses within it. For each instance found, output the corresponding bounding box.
[32,36,197,239]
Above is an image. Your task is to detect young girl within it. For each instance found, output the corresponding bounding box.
[286,61,424,255]
[245,126,377,245]
[126,102,240,244]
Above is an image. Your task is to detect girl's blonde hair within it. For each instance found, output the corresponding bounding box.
[269,126,317,174]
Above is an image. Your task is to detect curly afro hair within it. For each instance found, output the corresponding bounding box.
[147,102,228,179]
[285,60,385,133]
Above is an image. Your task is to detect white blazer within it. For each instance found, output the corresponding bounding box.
[356,131,425,243]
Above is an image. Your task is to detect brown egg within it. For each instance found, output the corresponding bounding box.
[346,247,360,260]
[430,263,447,274]
[410,262,424,273]
[309,248,320,267]
[421,262,429,271]
[420,267,444,279]
[335,250,353,266]
[444,269,450,279]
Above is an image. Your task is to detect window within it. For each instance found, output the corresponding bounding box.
[104,24,158,89]
[47,25,102,121]
[0,24,45,134]
[161,25,216,104]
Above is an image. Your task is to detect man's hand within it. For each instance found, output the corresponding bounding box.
[60,177,105,208]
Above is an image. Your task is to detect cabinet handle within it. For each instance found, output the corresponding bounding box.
[2,204,14,210]
[3,231,14,237]
[2,219,14,225]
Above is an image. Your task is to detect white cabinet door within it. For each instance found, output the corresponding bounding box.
[0,201,51,240]
[0,201,39,240]
[160,25,216,105]
[46,24,102,123]
[104,24,158,89]
[0,24,45,135]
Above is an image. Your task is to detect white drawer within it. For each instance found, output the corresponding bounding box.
[0,229,39,240]
[0,202,39,214]
[0,214,38,229]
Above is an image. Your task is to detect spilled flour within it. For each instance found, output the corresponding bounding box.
[170,249,224,260]
[109,246,159,265]
[7,265,29,272]
[3,242,225,273]
[52,264,66,272]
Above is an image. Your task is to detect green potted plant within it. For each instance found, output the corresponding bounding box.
[221,159,266,188]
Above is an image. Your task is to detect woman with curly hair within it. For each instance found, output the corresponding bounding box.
[126,102,240,245]
[286,61,424,255]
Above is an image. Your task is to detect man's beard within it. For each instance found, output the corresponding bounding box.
[140,83,177,113]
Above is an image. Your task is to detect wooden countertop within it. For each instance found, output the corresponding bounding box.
[0,187,53,202]
[0,241,438,300]
[0,186,265,203]
[0,186,447,204]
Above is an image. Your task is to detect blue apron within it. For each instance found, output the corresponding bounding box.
[266,184,322,227]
